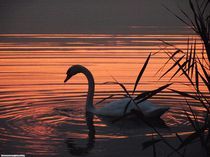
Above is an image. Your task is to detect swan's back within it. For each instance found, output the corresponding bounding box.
[95,98,135,117]
[95,98,169,118]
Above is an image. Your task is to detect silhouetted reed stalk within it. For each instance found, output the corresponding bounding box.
[164,0,210,62]
[159,38,209,156]
[154,1,210,155]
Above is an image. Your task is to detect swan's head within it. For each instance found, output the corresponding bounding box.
[64,65,84,83]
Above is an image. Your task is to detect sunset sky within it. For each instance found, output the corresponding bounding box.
[0,0,191,33]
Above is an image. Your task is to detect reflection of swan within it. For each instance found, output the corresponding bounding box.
[65,112,95,156]
[64,65,169,118]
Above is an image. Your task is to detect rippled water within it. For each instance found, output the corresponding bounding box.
[0,33,208,156]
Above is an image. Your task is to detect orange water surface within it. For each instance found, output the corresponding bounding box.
[0,33,208,156]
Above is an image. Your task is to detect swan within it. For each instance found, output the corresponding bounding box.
[64,65,169,118]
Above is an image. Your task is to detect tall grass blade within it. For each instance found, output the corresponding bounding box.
[187,44,193,75]
[186,100,200,130]
[159,39,185,54]
[198,71,210,91]
[185,110,197,130]
[169,89,199,100]
[191,41,197,78]
[160,55,185,79]
[134,91,151,101]
[133,53,151,94]
[156,49,180,76]
[123,99,132,115]
[198,58,210,84]
[135,83,172,103]
[104,81,131,97]
[178,65,190,77]
[180,9,196,30]
[170,60,188,80]
[176,132,200,151]
[95,95,115,105]
[163,4,192,28]
[132,109,183,157]
[176,133,184,143]
[185,38,190,70]
[164,49,182,73]
[152,135,157,157]
[195,63,199,92]
[201,0,210,15]
[142,139,162,152]
[177,61,195,86]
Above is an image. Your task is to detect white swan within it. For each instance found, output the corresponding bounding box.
[64,65,169,118]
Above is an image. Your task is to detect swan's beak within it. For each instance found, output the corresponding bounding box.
[64,75,71,83]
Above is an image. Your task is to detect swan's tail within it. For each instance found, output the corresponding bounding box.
[147,107,169,118]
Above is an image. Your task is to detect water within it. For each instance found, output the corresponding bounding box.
[0,33,208,156]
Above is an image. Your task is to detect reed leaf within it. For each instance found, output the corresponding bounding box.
[201,0,210,15]
[142,139,162,150]
[197,94,210,113]
[190,41,197,78]
[160,55,185,79]
[189,0,202,34]
[198,58,210,84]
[185,110,197,130]
[183,60,194,77]
[134,91,151,101]
[198,71,210,91]
[158,49,182,75]
[170,59,188,80]
[135,83,172,103]
[160,39,185,54]
[163,4,192,28]
[187,44,193,75]
[169,89,199,100]
[176,133,184,143]
[133,53,151,94]
[186,100,200,130]
[176,132,200,151]
[177,61,195,87]
[180,9,196,30]
[104,81,131,97]
[123,99,132,115]
[133,109,183,157]
[152,136,157,157]
[95,95,115,105]
[195,63,199,92]
[185,38,190,70]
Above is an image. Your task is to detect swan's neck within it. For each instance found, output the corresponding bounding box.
[82,67,95,112]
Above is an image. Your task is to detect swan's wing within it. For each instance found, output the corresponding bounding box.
[95,98,136,117]
[137,100,158,112]
[137,100,169,118]
[95,98,169,118]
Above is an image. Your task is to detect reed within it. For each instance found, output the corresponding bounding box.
[150,0,210,156]
[159,38,210,156]
[164,0,210,62]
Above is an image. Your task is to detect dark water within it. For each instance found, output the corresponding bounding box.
[0,33,207,156]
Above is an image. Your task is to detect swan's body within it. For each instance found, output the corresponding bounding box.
[95,98,168,118]
[64,65,169,118]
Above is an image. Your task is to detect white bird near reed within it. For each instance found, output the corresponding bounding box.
[64,65,169,118]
